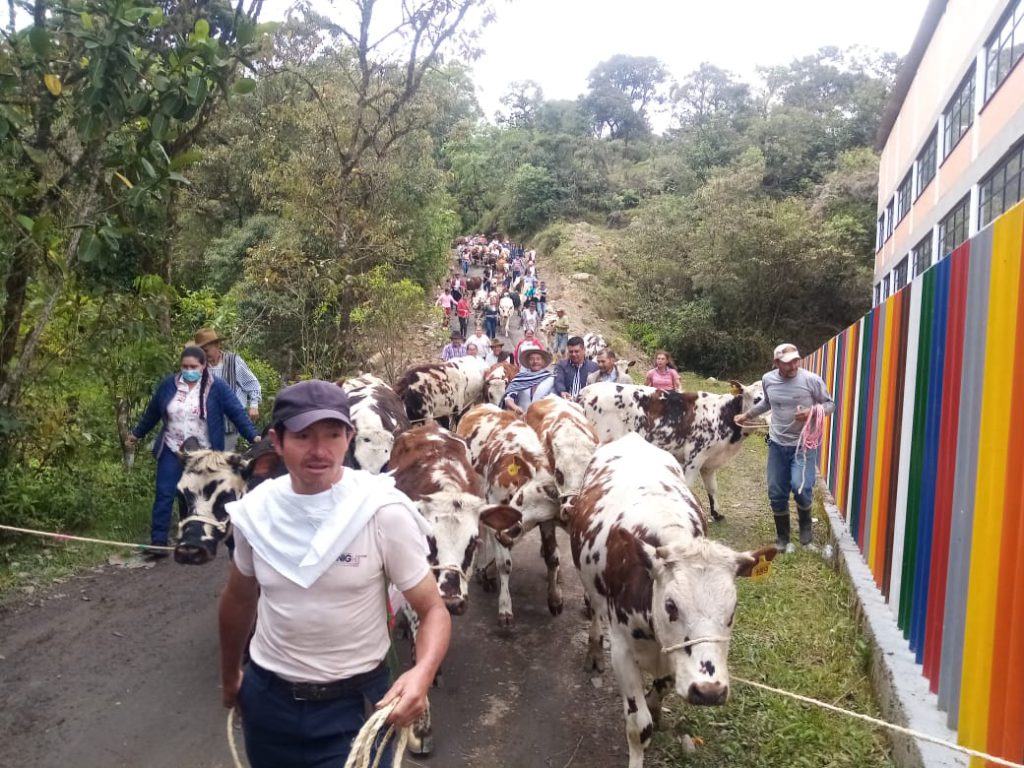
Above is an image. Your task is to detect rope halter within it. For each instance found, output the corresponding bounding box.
[178,513,230,539]
[661,635,731,655]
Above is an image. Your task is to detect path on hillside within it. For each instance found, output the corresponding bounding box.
[0,256,627,768]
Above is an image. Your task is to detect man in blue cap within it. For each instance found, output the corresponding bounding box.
[218,379,451,766]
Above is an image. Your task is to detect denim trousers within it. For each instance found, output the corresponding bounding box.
[767,439,818,513]
[150,446,184,545]
[485,315,497,338]
[239,661,393,768]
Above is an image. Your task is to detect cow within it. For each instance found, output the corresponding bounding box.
[471,288,489,312]
[388,423,521,755]
[539,313,559,347]
[340,374,410,473]
[173,437,285,565]
[498,296,515,337]
[455,404,562,625]
[466,275,482,293]
[524,396,599,506]
[483,361,518,406]
[394,357,488,429]
[582,332,607,360]
[568,433,777,768]
[577,380,767,522]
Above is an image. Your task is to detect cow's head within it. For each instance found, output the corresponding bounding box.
[347,422,394,475]
[729,380,770,431]
[632,531,777,705]
[174,438,284,565]
[508,477,560,540]
[420,493,521,614]
[484,363,516,406]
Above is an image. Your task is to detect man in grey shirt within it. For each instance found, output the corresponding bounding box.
[735,343,835,552]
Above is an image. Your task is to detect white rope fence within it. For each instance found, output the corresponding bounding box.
[732,676,1024,768]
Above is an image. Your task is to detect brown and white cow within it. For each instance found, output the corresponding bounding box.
[340,374,410,474]
[455,404,561,625]
[483,361,518,406]
[524,396,599,505]
[389,423,521,615]
[577,380,766,522]
[568,433,776,768]
[394,356,488,429]
[388,422,520,755]
[174,437,285,565]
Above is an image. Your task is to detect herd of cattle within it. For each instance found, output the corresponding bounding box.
[170,355,776,768]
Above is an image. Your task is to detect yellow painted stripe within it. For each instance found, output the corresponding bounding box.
[960,204,1024,764]
[868,299,895,573]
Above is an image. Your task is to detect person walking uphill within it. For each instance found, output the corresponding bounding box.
[218,380,451,768]
[735,343,835,552]
[127,346,259,556]
[195,328,262,452]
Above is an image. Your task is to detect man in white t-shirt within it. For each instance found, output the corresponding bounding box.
[219,380,451,767]
[465,323,490,360]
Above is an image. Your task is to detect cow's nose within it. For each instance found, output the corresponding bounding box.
[439,571,461,598]
[687,681,728,706]
[173,544,211,565]
[445,597,467,616]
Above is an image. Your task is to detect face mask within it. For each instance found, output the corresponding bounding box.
[181,369,202,383]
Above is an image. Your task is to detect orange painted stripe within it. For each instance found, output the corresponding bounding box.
[987,209,1024,765]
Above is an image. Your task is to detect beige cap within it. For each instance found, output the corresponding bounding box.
[773,343,800,363]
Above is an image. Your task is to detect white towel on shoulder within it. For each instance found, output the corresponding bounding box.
[227,469,430,589]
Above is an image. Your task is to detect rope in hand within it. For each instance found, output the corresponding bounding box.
[796,403,826,494]
[226,700,408,768]
[732,676,1024,768]
[0,523,174,552]
[343,698,408,768]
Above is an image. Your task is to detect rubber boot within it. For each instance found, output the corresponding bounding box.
[773,514,791,551]
[798,507,814,546]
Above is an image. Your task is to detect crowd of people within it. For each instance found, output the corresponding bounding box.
[435,234,687,415]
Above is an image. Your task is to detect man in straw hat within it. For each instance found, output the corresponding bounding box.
[735,343,835,553]
[440,331,467,362]
[219,380,450,766]
[194,328,263,451]
[502,347,554,416]
[484,337,505,365]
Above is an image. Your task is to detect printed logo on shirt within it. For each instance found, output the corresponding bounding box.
[336,552,367,566]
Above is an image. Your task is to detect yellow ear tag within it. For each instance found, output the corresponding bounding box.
[507,462,519,477]
[751,555,772,582]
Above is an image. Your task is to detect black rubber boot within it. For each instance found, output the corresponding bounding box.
[798,507,813,546]
[773,514,791,551]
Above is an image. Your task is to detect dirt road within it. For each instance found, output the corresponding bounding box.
[0,529,625,768]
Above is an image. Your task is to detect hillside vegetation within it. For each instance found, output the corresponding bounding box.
[1,1,890,559]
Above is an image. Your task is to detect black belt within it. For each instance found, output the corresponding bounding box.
[250,660,388,702]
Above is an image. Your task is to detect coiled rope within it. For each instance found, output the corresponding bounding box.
[343,699,408,768]
[796,403,826,494]
[226,700,408,768]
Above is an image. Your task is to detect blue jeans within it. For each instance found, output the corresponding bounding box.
[239,661,393,768]
[555,333,568,354]
[767,440,817,513]
[150,446,183,545]
[537,300,546,319]
[485,315,497,338]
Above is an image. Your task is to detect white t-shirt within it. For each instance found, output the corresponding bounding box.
[233,503,429,682]
[466,333,490,358]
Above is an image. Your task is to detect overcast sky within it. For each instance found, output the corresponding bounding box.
[260,0,931,124]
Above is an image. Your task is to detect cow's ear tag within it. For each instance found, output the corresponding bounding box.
[507,461,519,477]
[751,555,772,582]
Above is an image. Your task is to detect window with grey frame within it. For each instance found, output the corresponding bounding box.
[877,213,886,251]
[943,69,975,157]
[985,0,1024,101]
[912,232,933,277]
[874,282,881,306]
[896,172,912,223]
[937,194,970,258]
[893,257,909,291]
[882,273,891,301]
[885,199,894,239]
[979,140,1024,227]
[916,131,937,197]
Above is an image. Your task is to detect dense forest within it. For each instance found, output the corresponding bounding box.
[0,0,896,534]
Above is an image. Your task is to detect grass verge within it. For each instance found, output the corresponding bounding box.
[645,372,893,767]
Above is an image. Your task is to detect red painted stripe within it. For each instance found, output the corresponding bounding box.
[923,239,970,687]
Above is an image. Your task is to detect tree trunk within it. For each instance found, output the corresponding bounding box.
[116,398,136,471]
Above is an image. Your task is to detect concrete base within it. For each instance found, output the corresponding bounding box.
[818,486,966,768]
